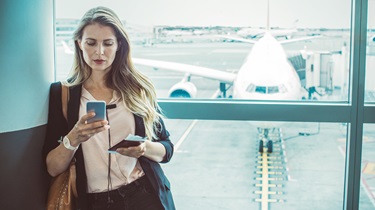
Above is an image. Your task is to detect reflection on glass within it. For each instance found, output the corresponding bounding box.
[55,0,351,102]
[162,120,347,210]
[366,0,375,103]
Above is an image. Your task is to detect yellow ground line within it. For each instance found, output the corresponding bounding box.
[261,148,269,210]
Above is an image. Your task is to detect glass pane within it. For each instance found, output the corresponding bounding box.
[55,0,351,102]
[359,124,375,209]
[162,120,346,209]
[366,0,375,102]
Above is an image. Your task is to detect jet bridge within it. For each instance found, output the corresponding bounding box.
[303,48,348,99]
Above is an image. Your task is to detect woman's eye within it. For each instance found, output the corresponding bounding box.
[104,42,113,46]
[86,41,95,46]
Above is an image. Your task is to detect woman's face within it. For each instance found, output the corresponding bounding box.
[78,23,119,73]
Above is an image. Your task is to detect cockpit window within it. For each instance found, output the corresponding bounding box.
[246,83,287,94]
[279,84,287,93]
[246,84,256,93]
[268,86,279,94]
[255,86,267,94]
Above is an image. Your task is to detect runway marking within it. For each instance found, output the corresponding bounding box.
[174,120,198,151]
[361,177,375,208]
[255,128,286,210]
[338,145,375,208]
[257,151,272,210]
[175,91,220,151]
[363,163,375,175]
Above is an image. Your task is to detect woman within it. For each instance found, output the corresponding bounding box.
[43,6,175,210]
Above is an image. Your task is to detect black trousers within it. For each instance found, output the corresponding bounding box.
[87,176,164,210]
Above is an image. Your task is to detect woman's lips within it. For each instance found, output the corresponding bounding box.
[94,60,105,64]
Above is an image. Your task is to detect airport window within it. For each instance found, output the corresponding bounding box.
[54,1,352,103]
[54,0,372,209]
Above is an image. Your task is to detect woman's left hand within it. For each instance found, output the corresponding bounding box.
[116,142,146,158]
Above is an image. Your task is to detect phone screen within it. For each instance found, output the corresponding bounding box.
[86,101,106,123]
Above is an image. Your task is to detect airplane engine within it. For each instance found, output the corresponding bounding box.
[168,81,197,98]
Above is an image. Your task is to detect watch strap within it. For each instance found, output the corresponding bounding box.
[63,136,78,151]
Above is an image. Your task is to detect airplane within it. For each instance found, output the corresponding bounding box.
[133,31,311,102]
[131,30,325,153]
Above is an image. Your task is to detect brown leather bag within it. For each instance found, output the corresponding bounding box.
[46,84,78,210]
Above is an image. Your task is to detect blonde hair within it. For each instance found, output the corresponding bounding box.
[66,6,162,140]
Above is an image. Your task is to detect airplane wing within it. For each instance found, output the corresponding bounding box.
[217,34,321,45]
[216,35,258,44]
[60,41,237,83]
[279,35,322,44]
[132,58,237,84]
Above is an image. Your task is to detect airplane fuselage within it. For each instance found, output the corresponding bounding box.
[233,32,302,101]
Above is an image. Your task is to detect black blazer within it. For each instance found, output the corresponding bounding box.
[43,82,175,210]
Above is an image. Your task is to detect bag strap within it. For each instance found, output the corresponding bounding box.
[61,83,69,121]
[61,83,78,198]
[70,160,78,198]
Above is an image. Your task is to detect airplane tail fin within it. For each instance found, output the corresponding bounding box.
[266,0,270,31]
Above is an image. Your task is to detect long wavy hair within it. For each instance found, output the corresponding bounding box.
[65,6,162,140]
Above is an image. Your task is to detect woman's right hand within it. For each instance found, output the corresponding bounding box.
[66,112,109,147]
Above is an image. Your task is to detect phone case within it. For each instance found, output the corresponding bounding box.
[86,101,106,123]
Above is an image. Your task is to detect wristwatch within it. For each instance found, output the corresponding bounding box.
[62,136,78,151]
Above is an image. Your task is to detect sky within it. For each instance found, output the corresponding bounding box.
[56,0,374,29]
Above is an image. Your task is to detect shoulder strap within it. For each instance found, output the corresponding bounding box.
[61,83,77,197]
[61,83,69,121]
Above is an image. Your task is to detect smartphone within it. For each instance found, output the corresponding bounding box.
[86,101,106,123]
[108,134,146,153]
[108,140,143,151]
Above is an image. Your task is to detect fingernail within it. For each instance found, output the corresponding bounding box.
[104,125,110,129]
